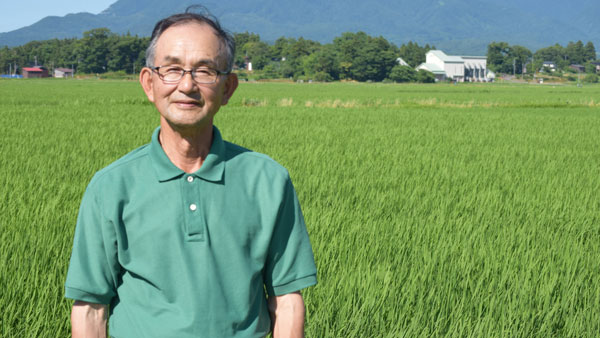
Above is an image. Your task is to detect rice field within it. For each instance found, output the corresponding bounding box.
[1,79,599,337]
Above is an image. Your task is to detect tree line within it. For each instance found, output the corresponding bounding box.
[0,28,436,82]
[234,32,436,82]
[487,40,597,75]
[0,28,149,75]
[1,27,598,82]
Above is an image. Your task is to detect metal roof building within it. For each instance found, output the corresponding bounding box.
[417,50,492,82]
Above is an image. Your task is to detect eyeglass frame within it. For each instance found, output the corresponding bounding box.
[150,65,230,84]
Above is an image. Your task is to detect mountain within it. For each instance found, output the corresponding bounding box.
[0,0,598,55]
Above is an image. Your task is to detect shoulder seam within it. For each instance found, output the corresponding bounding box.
[89,145,150,186]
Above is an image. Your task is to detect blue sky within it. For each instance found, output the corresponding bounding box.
[1,1,116,33]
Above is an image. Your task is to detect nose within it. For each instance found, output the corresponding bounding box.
[177,71,197,93]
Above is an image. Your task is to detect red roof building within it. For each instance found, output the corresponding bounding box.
[22,67,49,78]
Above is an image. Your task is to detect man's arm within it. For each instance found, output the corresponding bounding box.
[268,291,306,338]
[71,300,108,338]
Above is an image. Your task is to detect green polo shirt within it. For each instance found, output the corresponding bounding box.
[65,126,317,338]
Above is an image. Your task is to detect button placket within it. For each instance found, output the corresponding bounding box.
[181,175,204,241]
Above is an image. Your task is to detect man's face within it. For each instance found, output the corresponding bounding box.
[140,22,237,131]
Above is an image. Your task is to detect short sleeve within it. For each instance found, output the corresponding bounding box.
[264,176,317,296]
[65,182,120,304]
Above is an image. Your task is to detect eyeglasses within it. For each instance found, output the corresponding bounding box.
[151,66,229,84]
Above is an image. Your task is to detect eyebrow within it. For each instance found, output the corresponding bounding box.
[160,56,219,68]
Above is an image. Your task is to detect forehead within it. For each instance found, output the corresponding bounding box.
[154,22,223,65]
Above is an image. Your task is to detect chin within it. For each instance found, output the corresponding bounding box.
[163,113,212,131]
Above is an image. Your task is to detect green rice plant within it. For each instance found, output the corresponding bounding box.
[1,79,599,337]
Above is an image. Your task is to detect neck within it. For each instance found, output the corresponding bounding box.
[158,119,214,173]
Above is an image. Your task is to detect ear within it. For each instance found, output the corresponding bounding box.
[220,73,238,106]
[139,67,155,103]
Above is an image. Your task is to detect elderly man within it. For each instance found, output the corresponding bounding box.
[65,9,317,338]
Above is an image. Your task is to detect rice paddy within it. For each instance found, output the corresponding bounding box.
[1,79,599,337]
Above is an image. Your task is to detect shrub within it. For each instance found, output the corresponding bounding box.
[416,69,436,83]
[584,73,599,83]
[257,65,278,80]
[388,65,417,83]
[313,71,333,82]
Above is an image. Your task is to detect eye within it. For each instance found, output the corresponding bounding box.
[163,66,183,74]
[194,67,216,75]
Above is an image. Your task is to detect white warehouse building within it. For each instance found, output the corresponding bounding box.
[417,50,494,82]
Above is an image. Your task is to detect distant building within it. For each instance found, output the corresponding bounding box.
[591,62,600,73]
[541,61,557,72]
[396,57,410,67]
[462,56,488,82]
[243,56,252,71]
[22,67,49,78]
[416,50,491,82]
[54,68,74,78]
[569,64,585,73]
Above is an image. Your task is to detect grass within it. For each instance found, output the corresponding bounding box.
[1,79,599,337]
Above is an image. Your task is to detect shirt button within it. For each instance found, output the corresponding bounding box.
[187,176,194,183]
[189,204,197,211]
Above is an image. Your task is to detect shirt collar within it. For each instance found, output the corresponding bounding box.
[149,126,225,183]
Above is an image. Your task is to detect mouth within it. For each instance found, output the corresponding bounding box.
[173,100,202,108]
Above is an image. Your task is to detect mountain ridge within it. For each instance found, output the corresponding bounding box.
[1,0,598,55]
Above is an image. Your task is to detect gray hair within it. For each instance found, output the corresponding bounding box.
[145,6,235,73]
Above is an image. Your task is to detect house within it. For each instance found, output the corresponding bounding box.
[396,57,410,67]
[569,64,585,73]
[416,50,491,82]
[54,68,74,78]
[590,62,600,73]
[541,61,556,72]
[22,67,49,78]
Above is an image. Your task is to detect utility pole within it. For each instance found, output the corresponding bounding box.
[513,58,516,77]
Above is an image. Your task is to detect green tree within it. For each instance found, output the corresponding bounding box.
[333,32,397,82]
[108,35,135,73]
[0,46,11,74]
[388,65,417,83]
[399,41,434,67]
[584,73,598,83]
[269,37,294,61]
[487,42,511,73]
[487,42,531,74]
[565,40,586,65]
[282,37,321,78]
[76,28,115,73]
[584,62,597,74]
[584,42,596,61]
[233,32,261,69]
[258,64,278,79]
[416,69,435,83]
[312,71,333,82]
[243,41,270,70]
[302,44,338,80]
[510,45,532,75]
[533,44,567,71]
